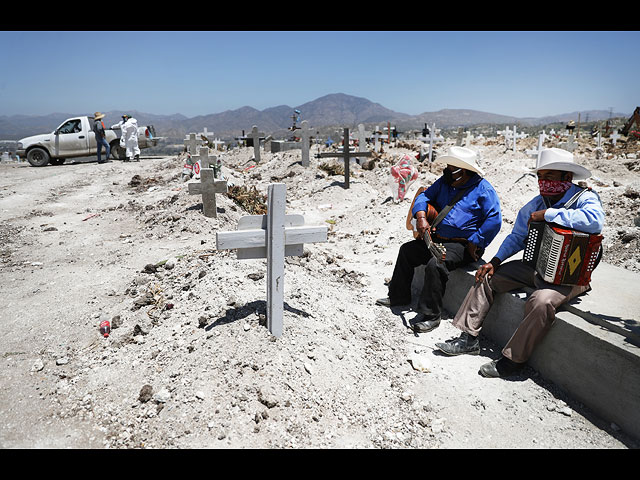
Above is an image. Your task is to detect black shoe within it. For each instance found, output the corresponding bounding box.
[375,297,410,307]
[479,356,524,378]
[435,332,480,355]
[375,297,392,307]
[412,314,441,333]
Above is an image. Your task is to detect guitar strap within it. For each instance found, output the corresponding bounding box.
[430,187,469,228]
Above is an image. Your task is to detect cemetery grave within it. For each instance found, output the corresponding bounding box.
[0,125,638,449]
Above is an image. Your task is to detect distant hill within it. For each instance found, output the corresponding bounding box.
[0,93,630,141]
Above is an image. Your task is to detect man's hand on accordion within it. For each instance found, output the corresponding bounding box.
[528,209,547,225]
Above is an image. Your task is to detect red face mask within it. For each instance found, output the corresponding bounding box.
[538,179,572,197]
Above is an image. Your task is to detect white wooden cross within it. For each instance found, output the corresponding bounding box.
[248,125,265,163]
[610,131,620,147]
[216,183,328,337]
[198,127,215,140]
[315,127,373,188]
[299,120,313,167]
[526,132,547,160]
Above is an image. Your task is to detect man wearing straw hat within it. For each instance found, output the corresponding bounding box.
[92,112,110,164]
[436,148,605,378]
[376,146,502,334]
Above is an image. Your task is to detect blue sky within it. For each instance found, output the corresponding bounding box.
[0,30,638,118]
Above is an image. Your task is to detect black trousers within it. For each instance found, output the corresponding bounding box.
[387,239,479,319]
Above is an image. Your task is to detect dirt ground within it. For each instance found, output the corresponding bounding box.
[1,133,638,449]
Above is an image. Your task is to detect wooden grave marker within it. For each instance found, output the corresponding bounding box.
[315,127,373,188]
[216,183,328,337]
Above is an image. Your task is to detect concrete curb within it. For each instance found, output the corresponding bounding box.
[411,259,640,440]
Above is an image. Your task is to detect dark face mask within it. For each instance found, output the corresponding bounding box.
[443,167,464,185]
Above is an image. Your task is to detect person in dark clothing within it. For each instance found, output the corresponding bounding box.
[376,147,502,333]
[93,112,110,164]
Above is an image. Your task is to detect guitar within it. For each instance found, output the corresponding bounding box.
[406,186,447,263]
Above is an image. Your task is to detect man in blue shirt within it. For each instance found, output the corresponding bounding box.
[436,148,605,378]
[376,147,502,333]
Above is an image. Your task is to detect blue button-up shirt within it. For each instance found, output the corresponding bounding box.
[495,183,605,262]
[411,173,502,250]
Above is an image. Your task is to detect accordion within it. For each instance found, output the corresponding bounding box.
[523,221,603,286]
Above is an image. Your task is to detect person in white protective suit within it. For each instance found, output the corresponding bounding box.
[123,115,140,162]
[110,114,128,160]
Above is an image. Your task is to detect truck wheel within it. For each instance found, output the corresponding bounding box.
[27,147,50,167]
[110,142,126,160]
[49,158,65,166]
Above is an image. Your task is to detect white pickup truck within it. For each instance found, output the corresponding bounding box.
[16,115,158,166]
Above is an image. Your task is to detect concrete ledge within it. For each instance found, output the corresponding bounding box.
[411,259,640,440]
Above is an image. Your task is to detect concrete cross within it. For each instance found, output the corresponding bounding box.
[357,123,368,163]
[248,125,265,163]
[559,134,577,153]
[372,128,384,152]
[188,167,228,218]
[315,127,373,188]
[428,123,435,162]
[298,120,313,167]
[184,133,201,154]
[464,130,472,147]
[216,183,328,337]
[194,146,215,169]
[456,127,464,146]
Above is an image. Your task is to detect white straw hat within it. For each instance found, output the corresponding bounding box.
[436,146,485,176]
[531,148,591,180]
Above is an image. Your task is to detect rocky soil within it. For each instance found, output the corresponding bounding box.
[0,132,638,449]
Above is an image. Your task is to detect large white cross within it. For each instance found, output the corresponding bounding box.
[216,183,328,337]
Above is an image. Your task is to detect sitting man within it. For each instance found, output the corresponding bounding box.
[376,146,502,333]
[436,148,605,378]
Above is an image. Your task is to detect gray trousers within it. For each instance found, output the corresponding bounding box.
[452,260,589,363]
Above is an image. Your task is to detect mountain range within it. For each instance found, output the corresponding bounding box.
[0,93,630,142]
